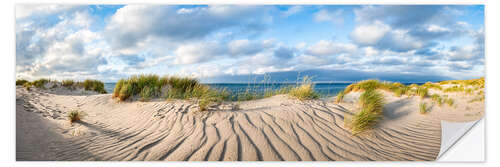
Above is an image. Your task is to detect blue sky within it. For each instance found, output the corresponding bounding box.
[15,5,484,82]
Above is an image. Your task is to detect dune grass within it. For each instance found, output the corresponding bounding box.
[439,77,485,87]
[347,90,385,135]
[17,78,106,94]
[112,74,323,111]
[16,79,29,86]
[288,77,319,100]
[419,102,429,114]
[421,82,443,90]
[335,90,345,103]
[82,79,107,94]
[111,74,230,111]
[445,98,454,107]
[62,79,76,90]
[23,82,32,91]
[32,78,50,89]
[415,87,428,99]
[68,110,83,123]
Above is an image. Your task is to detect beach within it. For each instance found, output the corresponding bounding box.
[15,80,484,161]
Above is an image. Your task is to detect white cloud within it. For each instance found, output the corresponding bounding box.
[174,42,225,65]
[314,9,344,25]
[281,6,303,17]
[306,40,357,56]
[228,39,269,56]
[350,21,390,45]
[105,5,271,49]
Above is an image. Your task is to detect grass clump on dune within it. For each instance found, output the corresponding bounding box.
[415,87,428,99]
[335,90,345,103]
[18,78,107,94]
[346,90,385,135]
[16,79,29,86]
[32,78,50,89]
[62,79,76,90]
[83,79,107,94]
[288,76,319,100]
[419,102,429,114]
[445,98,454,107]
[343,79,413,98]
[112,74,229,111]
[68,110,83,123]
[439,77,484,88]
[421,82,443,90]
[23,82,32,91]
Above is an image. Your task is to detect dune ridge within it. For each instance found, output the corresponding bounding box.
[16,83,483,161]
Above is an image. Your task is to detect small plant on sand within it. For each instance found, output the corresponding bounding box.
[335,90,345,103]
[347,90,385,135]
[430,94,444,107]
[445,98,454,107]
[419,102,429,114]
[465,88,474,95]
[415,87,428,99]
[23,82,32,91]
[68,110,83,123]
[16,79,29,86]
[288,76,319,100]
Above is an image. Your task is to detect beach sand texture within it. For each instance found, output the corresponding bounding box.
[16,85,484,161]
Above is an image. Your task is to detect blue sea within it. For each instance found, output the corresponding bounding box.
[104,82,423,97]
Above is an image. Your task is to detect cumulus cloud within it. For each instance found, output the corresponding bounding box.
[228,39,271,56]
[15,5,484,82]
[174,42,225,65]
[306,40,357,56]
[350,21,390,45]
[281,6,303,17]
[16,9,109,80]
[314,9,344,25]
[354,5,452,29]
[105,5,271,49]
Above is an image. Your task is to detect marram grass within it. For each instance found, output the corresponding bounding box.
[347,90,385,135]
[16,78,106,94]
[68,110,83,123]
[419,102,429,114]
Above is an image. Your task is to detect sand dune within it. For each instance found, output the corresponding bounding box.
[16,86,483,161]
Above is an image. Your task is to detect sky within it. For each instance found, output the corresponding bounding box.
[15,5,485,83]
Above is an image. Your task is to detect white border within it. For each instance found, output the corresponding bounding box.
[2,0,497,167]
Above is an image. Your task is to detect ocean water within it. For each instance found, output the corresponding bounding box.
[104,82,423,97]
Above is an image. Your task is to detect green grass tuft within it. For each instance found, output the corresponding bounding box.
[16,79,29,86]
[62,79,76,90]
[419,102,429,114]
[347,90,385,135]
[416,87,428,99]
[83,79,107,94]
[335,90,345,103]
[445,98,454,106]
[68,110,83,123]
[32,78,50,89]
[288,76,319,100]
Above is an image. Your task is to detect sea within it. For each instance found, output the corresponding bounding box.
[104,82,423,98]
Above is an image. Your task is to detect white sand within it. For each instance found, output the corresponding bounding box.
[16,85,484,161]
